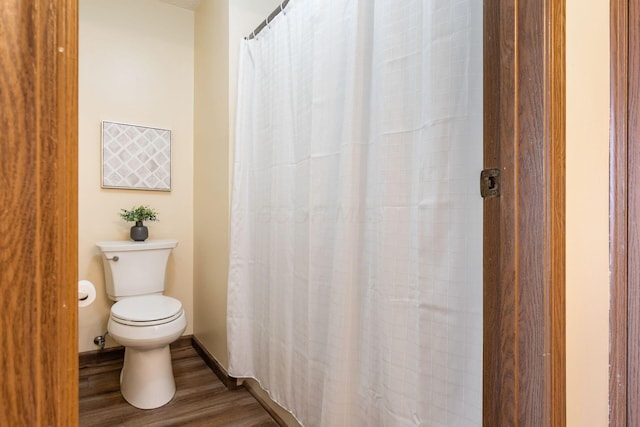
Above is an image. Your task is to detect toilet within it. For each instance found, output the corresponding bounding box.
[96,239,186,409]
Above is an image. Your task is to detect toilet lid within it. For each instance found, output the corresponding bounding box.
[111,295,183,326]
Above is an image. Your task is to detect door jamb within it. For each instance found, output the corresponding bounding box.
[483,0,566,425]
[610,0,631,424]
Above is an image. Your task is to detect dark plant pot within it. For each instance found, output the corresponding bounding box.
[130,221,148,241]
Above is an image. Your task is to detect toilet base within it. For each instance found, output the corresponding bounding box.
[120,345,176,409]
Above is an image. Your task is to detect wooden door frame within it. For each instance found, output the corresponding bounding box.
[483,0,566,425]
[0,0,78,424]
[610,0,637,424]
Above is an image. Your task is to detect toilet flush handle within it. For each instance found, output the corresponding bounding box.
[105,255,119,262]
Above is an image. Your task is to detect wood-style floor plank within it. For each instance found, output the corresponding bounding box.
[79,344,278,427]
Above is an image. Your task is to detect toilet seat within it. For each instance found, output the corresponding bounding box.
[111,295,183,327]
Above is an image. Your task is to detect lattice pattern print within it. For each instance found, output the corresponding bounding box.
[102,121,171,191]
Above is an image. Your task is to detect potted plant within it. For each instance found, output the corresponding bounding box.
[119,205,159,241]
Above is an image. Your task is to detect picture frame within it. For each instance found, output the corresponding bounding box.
[101,121,171,191]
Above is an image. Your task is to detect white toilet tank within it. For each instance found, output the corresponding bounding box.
[96,239,178,301]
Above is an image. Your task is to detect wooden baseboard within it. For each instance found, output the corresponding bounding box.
[187,337,291,426]
[191,336,240,390]
[79,335,193,367]
[243,380,289,427]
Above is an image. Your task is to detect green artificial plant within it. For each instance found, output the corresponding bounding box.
[119,205,159,223]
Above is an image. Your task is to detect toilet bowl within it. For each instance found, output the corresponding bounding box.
[107,295,187,409]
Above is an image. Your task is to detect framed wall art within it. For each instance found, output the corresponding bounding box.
[101,121,171,191]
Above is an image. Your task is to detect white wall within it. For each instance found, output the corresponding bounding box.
[192,0,281,369]
[78,0,195,352]
[566,0,610,425]
[193,0,230,367]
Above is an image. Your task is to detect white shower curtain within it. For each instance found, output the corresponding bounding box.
[228,0,483,425]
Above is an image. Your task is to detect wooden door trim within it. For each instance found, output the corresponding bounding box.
[546,2,567,425]
[607,0,640,424]
[609,0,628,424]
[0,0,78,424]
[483,0,566,425]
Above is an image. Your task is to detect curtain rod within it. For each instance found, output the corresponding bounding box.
[246,0,290,40]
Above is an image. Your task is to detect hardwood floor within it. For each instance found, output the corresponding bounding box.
[79,342,279,427]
